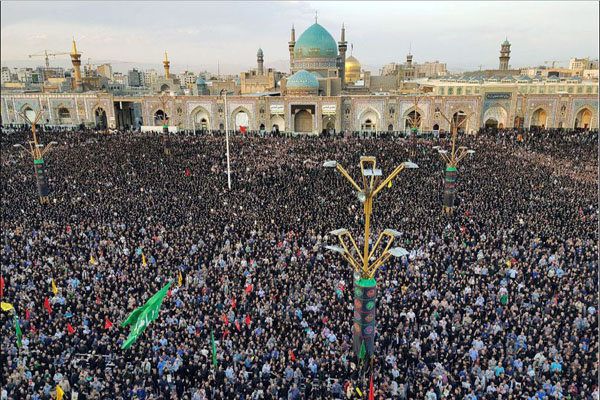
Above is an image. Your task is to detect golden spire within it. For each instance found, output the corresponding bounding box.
[163,50,170,79]
[72,38,78,55]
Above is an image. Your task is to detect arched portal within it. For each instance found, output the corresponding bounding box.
[388,124,393,131]
[483,106,508,129]
[358,108,379,132]
[485,118,498,129]
[160,84,170,92]
[192,107,210,131]
[259,123,265,131]
[22,106,36,123]
[270,115,284,131]
[154,109,167,126]
[530,108,547,129]
[404,110,422,131]
[294,110,313,132]
[450,111,468,133]
[235,111,249,130]
[322,115,335,132]
[95,107,107,128]
[574,108,592,129]
[57,107,72,124]
[433,123,440,131]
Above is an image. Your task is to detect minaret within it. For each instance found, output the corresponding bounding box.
[163,51,171,78]
[257,48,264,75]
[338,23,348,89]
[289,25,296,72]
[70,39,83,92]
[406,42,413,66]
[499,38,511,70]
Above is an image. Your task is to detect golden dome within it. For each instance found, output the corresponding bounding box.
[345,55,361,84]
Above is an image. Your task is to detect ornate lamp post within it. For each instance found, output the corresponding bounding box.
[433,109,475,214]
[13,110,57,204]
[157,94,171,155]
[406,94,424,159]
[323,156,417,376]
[220,88,232,190]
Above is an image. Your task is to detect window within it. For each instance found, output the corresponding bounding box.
[538,87,545,94]
[577,86,583,93]
[439,88,445,95]
[448,87,454,95]
[474,88,480,94]
[457,88,462,95]
[586,86,592,93]
[389,107,395,115]
[466,88,471,95]
[567,86,573,93]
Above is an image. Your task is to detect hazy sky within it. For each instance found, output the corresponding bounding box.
[1,1,598,74]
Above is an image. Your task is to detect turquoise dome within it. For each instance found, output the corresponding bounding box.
[196,77,206,85]
[236,77,241,86]
[287,70,319,89]
[294,23,338,59]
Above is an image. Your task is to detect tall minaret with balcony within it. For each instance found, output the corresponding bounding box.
[338,23,348,88]
[499,39,511,70]
[257,48,264,75]
[289,25,296,71]
[163,51,171,78]
[70,39,83,92]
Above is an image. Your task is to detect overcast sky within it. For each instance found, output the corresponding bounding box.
[1,1,598,74]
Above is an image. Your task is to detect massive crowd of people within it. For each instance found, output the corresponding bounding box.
[1,126,597,400]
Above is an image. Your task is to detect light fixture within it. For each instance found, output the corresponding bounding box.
[330,228,349,236]
[325,245,345,254]
[323,160,338,168]
[383,229,402,237]
[357,191,366,203]
[388,247,409,257]
[467,150,475,154]
[363,169,383,177]
[403,161,419,169]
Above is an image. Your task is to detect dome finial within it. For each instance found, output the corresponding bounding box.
[351,43,353,56]
[315,10,318,23]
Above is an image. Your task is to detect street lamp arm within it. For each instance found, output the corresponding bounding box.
[439,152,451,165]
[336,234,361,271]
[335,164,362,192]
[368,232,395,264]
[372,163,405,196]
[366,252,392,279]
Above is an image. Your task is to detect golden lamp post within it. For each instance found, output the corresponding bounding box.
[432,109,475,214]
[157,94,171,155]
[323,156,417,368]
[13,110,57,203]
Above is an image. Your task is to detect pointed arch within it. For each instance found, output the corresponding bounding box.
[230,106,252,131]
[357,107,381,131]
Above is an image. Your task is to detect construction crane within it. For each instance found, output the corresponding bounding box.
[28,50,72,68]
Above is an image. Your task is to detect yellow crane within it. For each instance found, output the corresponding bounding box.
[28,50,72,68]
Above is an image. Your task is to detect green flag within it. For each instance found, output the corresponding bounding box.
[211,329,217,367]
[14,315,22,348]
[120,281,172,349]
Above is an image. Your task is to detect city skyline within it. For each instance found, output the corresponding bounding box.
[1,1,599,74]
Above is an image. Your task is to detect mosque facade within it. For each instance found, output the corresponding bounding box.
[1,22,598,132]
